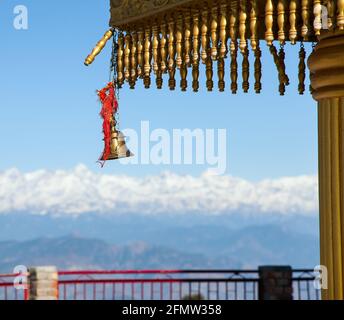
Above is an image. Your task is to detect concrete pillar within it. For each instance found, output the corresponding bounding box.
[258,266,293,300]
[28,266,59,300]
[308,31,344,300]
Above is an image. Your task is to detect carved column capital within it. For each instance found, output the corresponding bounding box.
[308,31,344,101]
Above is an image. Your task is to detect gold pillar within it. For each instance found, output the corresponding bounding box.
[309,31,344,300]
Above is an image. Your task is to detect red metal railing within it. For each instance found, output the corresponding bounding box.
[0,269,321,300]
[58,269,260,300]
[58,269,321,300]
[0,273,29,301]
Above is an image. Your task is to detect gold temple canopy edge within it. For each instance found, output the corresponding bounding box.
[109,0,321,42]
[85,0,344,95]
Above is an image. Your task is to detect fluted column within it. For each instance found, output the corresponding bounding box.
[309,31,344,300]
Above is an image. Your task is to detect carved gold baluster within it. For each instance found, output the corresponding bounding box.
[156,66,163,89]
[176,14,183,69]
[278,46,289,95]
[289,0,298,44]
[193,11,200,64]
[230,0,238,54]
[206,47,214,91]
[298,44,306,95]
[338,0,344,30]
[168,19,176,90]
[180,62,188,91]
[218,58,225,92]
[192,61,200,92]
[277,0,286,45]
[184,13,192,66]
[144,28,152,89]
[124,33,131,82]
[201,9,209,63]
[210,6,219,60]
[169,71,177,91]
[242,48,249,93]
[179,14,188,91]
[239,0,247,53]
[192,62,200,92]
[160,22,168,73]
[279,46,289,86]
[117,33,124,88]
[130,32,137,89]
[192,11,201,92]
[84,29,113,66]
[254,42,262,93]
[231,43,238,94]
[301,0,310,40]
[156,35,163,90]
[313,0,322,35]
[168,20,175,71]
[327,0,335,30]
[265,0,274,45]
[137,29,144,78]
[250,0,258,51]
[270,44,289,95]
[152,25,159,75]
[219,3,228,58]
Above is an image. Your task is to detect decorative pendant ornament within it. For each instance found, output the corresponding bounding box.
[97,82,134,166]
[97,82,118,166]
[96,30,133,167]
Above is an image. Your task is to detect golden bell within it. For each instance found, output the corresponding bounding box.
[101,125,134,161]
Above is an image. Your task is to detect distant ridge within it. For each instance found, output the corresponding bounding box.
[0,218,319,272]
[0,236,240,272]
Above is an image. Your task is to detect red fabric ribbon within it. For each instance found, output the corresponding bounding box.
[97,82,118,166]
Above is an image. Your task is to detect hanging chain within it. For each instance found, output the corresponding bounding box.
[108,28,121,128]
[109,28,120,99]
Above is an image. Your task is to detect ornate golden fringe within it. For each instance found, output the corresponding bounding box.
[86,1,329,95]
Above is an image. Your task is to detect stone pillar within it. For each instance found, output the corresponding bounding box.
[28,266,59,300]
[258,266,293,300]
[308,31,344,300]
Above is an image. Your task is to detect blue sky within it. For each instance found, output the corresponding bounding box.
[0,0,318,181]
